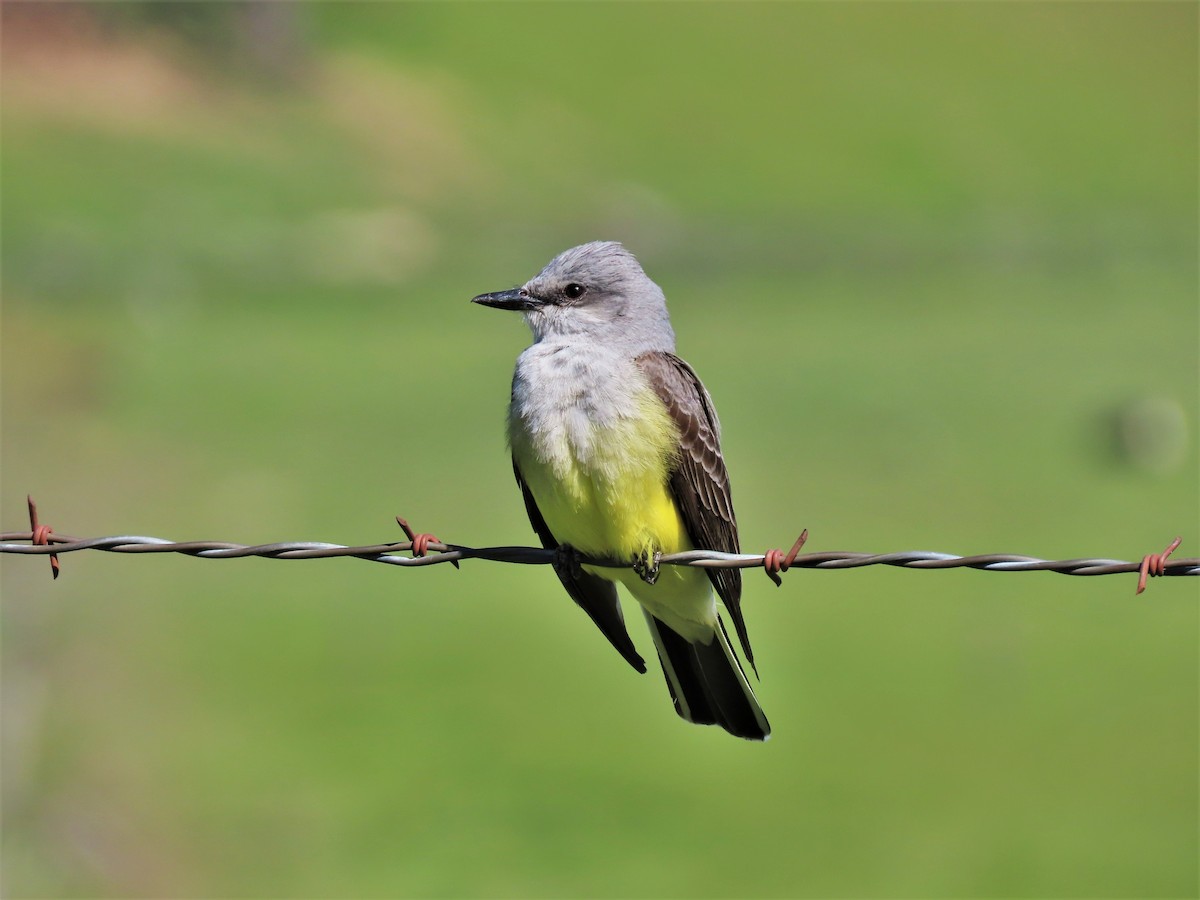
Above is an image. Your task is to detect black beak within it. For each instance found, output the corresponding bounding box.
[471,288,537,311]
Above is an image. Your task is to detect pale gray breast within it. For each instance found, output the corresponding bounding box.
[511,342,645,466]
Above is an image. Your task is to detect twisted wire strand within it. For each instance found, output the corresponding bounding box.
[1,531,1196,581]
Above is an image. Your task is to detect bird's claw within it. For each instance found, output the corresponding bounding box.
[634,549,662,585]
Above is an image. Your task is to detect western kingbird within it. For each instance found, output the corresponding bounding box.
[473,241,770,741]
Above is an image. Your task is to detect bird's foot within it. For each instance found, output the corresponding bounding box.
[634,549,662,585]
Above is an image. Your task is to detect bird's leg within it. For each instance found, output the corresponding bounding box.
[634,548,662,585]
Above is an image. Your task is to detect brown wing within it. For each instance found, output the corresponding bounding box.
[635,351,755,669]
[513,458,646,674]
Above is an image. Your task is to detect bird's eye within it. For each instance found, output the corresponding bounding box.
[563,283,586,300]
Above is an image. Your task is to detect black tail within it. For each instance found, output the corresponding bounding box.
[643,611,771,741]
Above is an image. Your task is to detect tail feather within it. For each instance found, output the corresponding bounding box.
[643,611,771,741]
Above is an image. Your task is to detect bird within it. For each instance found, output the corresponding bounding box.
[472,241,769,740]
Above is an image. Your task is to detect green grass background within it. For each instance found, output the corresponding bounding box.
[2,3,1197,897]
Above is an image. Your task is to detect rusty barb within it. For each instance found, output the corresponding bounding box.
[762,529,809,587]
[395,516,459,569]
[2,498,1196,596]
[1137,536,1183,595]
[26,495,59,580]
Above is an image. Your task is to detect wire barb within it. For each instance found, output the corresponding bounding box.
[1137,536,1183,595]
[396,516,459,569]
[26,495,59,580]
[762,529,809,587]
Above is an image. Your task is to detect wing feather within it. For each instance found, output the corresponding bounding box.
[635,351,755,669]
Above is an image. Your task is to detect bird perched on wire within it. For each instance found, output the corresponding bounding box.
[473,241,769,740]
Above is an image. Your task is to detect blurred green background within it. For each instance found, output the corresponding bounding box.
[2,2,1197,897]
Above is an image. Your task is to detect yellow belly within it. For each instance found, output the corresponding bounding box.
[510,387,716,639]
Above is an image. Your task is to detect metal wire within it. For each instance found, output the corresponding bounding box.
[2,529,1196,586]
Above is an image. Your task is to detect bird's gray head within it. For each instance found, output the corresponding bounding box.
[471,241,676,353]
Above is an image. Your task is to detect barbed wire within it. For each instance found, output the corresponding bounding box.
[3,498,1195,595]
